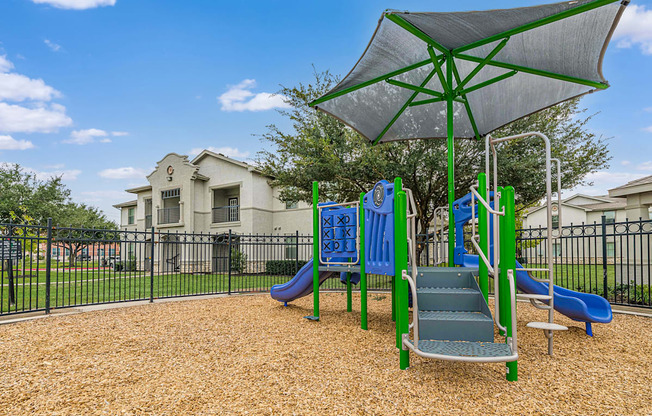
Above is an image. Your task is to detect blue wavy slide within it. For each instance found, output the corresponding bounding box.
[270,259,360,303]
[460,254,612,336]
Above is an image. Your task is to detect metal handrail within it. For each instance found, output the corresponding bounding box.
[404,187,420,349]
[433,206,447,265]
[551,158,562,239]
[488,131,556,356]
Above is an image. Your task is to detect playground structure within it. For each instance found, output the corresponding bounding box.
[272,131,614,381]
[273,0,626,381]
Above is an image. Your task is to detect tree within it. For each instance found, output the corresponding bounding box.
[257,69,610,240]
[0,164,70,223]
[53,203,117,264]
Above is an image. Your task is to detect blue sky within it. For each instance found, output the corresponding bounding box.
[0,0,651,222]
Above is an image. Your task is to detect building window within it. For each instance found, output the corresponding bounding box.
[162,188,180,199]
[82,247,89,255]
[285,201,298,210]
[128,207,135,225]
[648,207,652,220]
[551,214,559,229]
[285,235,297,260]
[109,248,116,256]
[606,242,615,257]
[99,248,105,257]
[604,211,615,224]
[52,247,60,256]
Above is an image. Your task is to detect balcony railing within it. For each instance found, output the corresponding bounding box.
[145,215,152,229]
[158,206,180,225]
[213,205,239,223]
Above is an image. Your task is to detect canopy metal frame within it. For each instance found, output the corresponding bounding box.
[310,0,627,264]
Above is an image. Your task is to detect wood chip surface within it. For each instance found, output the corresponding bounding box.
[0,293,650,415]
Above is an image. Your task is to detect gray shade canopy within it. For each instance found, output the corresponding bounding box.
[311,0,628,143]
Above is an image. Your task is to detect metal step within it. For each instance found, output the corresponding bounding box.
[415,267,477,289]
[417,287,483,311]
[526,322,568,331]
[416,339,513,359]
[418,310,494,342]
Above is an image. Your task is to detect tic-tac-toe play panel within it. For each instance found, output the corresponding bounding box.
[320,205,358,263]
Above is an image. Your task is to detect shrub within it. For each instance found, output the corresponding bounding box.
[230,248,247,273]
[265,260,308,275]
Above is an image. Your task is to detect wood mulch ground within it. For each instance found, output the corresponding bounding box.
[0,292,650,415]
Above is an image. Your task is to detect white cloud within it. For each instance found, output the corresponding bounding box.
[2,163,82,181]
[613,5,652,54]
[218,79,290,112]
[0,72,61,102]
[637,161,652,171]
[568,170,647,196]
[0,102,72,133]
[0,135,34,150]
[32,0,116,10]
[0,55,14,73]
[98,167,147,179]
[644,107,652,113]
[44,39,61,52]
[188,146,250,159]
[621,160,631,166]
[64,128,108,144]
[644,126,652,133]
[111,131,128,136]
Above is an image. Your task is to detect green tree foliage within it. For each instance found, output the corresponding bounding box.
[0,164,70,223]
[258,70,610,236]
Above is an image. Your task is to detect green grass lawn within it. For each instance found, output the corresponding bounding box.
[2,263,648,314]
[0,269,391,314]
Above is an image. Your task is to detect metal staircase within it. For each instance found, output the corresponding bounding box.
[407,267,514,360]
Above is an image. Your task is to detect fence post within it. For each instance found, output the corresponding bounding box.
[45,218,52,314]
[295,230,299,274]
[227,229,232,295]
[150,226,155,303]
[601,215,608,300]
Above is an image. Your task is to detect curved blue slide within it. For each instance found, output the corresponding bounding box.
[459,254,612,335]
[270,259,360,303]
[454,190,612,335]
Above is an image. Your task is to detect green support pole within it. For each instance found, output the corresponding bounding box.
[446,56,455,267]
[346,271,352,312]
[312,181,320,321]
[391,276,396,322]
[478,173,489,302]
[499,186,517,381]
[359,192,367,330]
[394,178,409,370]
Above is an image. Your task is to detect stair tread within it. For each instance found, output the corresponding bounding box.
[418,287,480,294]
[419,310,492,321]
[416,339,512,358]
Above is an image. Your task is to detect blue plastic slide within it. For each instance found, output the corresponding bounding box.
[454,191,612,335]
[270,259,360,303]
[459,254,612,335]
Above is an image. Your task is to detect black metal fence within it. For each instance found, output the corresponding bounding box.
[0,222,393,316]
[2,216,650,317]
[516,216,651,308]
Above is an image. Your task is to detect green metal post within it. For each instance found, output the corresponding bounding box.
[446,56,455,266]
[359,192,367,330]
[346,271,352,312]
[478,173,489,302]
[312,181,320,320]
[500,186,517,381]
[391,276,396,322]
[394,178,409,370]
